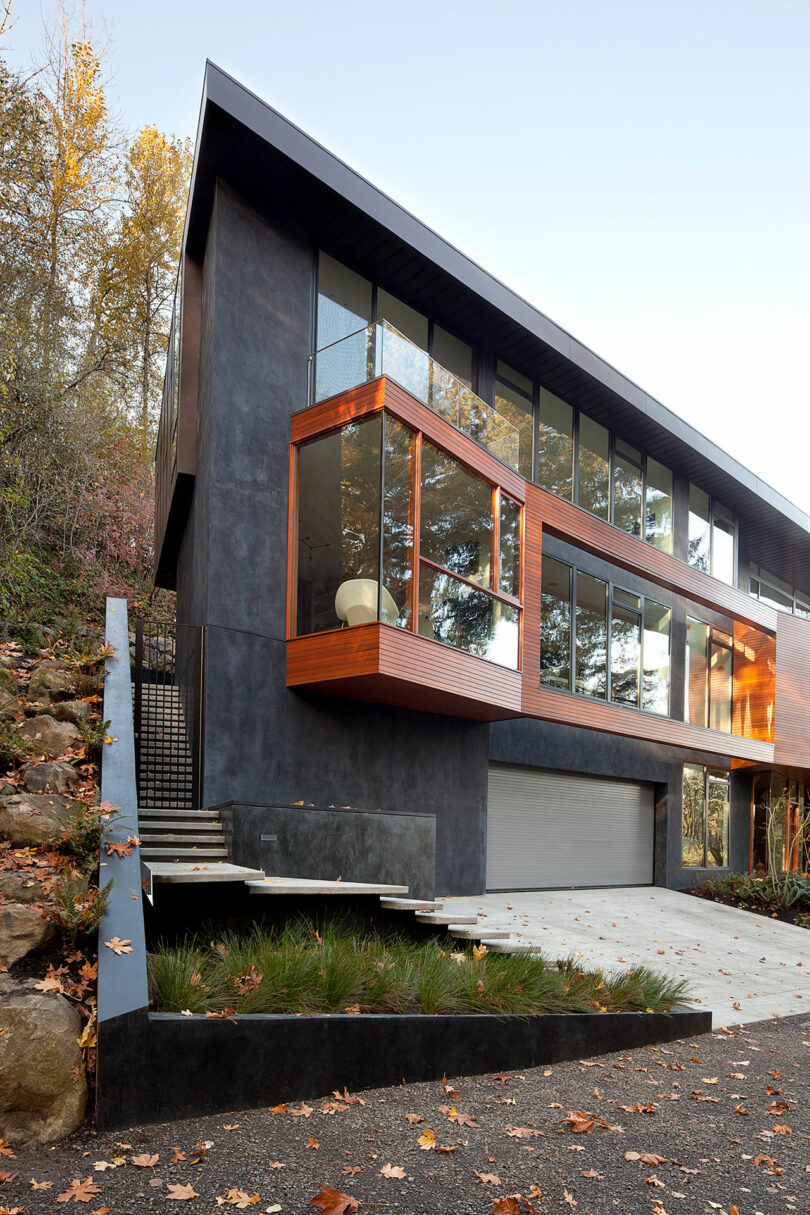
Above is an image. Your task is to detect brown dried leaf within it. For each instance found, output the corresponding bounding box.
[166,1183,200,1200]
[56,1177,102,1203]
[309,1185,359,1215]
[379,1163,405,1178]
[474,1171,502,1186]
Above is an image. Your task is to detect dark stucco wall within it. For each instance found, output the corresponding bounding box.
[177,182,488,896]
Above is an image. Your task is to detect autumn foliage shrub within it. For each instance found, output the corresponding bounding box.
[147,919,690,1017]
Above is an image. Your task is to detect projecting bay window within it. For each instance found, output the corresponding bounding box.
[685,617,733,732]
[294,414,522,669]
[682,764,730,868]
[537,389,673,553]
[687,485,737,585]
[540,555,670,713]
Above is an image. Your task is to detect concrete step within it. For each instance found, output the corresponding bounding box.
[139,809,219,819]
[138,822,222,833]
[449,927,511,941]
[140,846,228,860]
[246,876,409,897]
[478,940,538,954]
[146,862,266,884]
[139,833,225,844]
[414,912,479,926]
[380,898,444,911]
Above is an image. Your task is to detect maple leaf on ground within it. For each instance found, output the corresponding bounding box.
[333,1088,365,1106]
[268,1162,285,1170]
[341,1166,361,1176]
[625,1152,667,1166]
[167,1183,199,1200]
[306,1138,319,1149]
[270,1104,288,1116]
[30,1180,53,1189]
[405,1114,424,1124]
[379,1163,406,1179]
[289,1103,313,1117]
[103,937,133,955]
[563,1112,595,1134]
[131,1153,159,1168]
[34,975,64,993]
[56,1177,102,1203]
[505,1126,543,1138]
[309,1185,359,1215]
[417,1128,436,1150]
[474,1171,502,1186]
[490,1198,521,1215]
[0,1143,15,1159]
[645,1174,665,1187]
[450,1112,479,1127]
[563,1189,578,1208]
[171,1148,186,1163]
[215,1189,259,1208]
[105,841,132,858]
[581,1169,604,1179]
[0,1172,18,1184]
[441,1073,460,1097]
[223,1124,239,1132]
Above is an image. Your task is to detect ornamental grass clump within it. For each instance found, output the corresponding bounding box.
[147,918,691,1017]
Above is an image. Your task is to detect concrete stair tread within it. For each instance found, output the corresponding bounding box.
[138,823,222,832]
[141,848,227,859]
[146,862,265,884]
[449,927,511,940]
[139,833,224,844]
[380,898,444,911]
[246,876,409,897]
[479,940,538,954]
[139,809,219,818]
[414,912,479,926]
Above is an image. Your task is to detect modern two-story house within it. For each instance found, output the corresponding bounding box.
[153,62,810,898]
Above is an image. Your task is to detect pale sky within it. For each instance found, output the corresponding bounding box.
[6,0,810,513]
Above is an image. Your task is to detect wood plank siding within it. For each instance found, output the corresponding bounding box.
[774,612,810,767]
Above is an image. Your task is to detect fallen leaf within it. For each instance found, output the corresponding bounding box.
[405,1114,424,1124]
[306,1138,319,1150]
[270,1104,288,1116]
[418,1128,436,1150]
[625,1152,668,1166]
[489,1198,522,1215]
[103,937,133,956]
[289,1103,313,1118]
[474,1171,502,1186]
[563,1189,578,1208]
[340,1166,361,1175]
[581,1169,604,1179]
[451,1112,479,1127]
[268,1162,285,1170]
[131,1154,159,1168]
[166,1183,199,1200]
[645,1174,665,1187]
[30,1180,53,1190]
[171,1148,186,1163]
[56,1177,102,1203]
[379,1163,405,1178]
[563,1111,594,1133]
[223,1124,239,1131]
[505,1126,543,1138]
[309,1185,359,1215]
[215,1189,259,1208]
[34,976,64,993]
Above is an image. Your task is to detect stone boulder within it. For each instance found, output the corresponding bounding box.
[22,761,79,795]
[0,792,77,846]
[19,714,81,756]
[0,871,46,904]
[27,666,72,705]
[0,667,16,690]
[33,699,90,726]
[0,686,20,720]
[0,903,55,967]
[0,975,87,1144]
[0,780,16,798]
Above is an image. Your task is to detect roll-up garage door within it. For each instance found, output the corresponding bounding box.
[486,765,654,890]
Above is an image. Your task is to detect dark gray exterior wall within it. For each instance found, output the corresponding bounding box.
[178,181,489,896]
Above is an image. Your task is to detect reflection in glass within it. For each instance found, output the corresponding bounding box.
[382,416,415,629]
[706,772,730,866]
[296,416,382,635]
[541,556,572,689]
[709,630,733,733]
[645,458,673,553]
[686,617,709,727]
[682,763,706,866]
[575,572,607,698]
[613,453,642,537]
[317,253,372,347]
[377,290,428,349]
[610,589,641,706]
[688,485,710,572]
[379,322,430,402]
[577,415,610,519]
[418,566,518,668]
[494,377,533,480]
[420,442,493,587]
[499,496,521,598]
[538,388,574,501]
[642,601,671,715]
[433,325,472,386]
[712,505,736,586]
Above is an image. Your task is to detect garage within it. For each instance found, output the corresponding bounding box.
[486,765,655,891]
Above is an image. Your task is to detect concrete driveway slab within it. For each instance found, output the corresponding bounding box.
[443,886,810,1025]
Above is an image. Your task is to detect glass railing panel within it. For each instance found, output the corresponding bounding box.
[418,564,519,669]
[379,321,431,403]
[308,322,521,472]
[313,326,373,404]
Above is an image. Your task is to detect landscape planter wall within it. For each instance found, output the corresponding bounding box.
[96,1004,710,1130]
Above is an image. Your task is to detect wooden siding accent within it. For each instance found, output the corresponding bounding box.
[528,482,778,633]
[286,624,522,721]
[520,491,544,705]
[733,623,776,744]
[291,379,386,444]
[525,687,773,764]
[774,612,810,767]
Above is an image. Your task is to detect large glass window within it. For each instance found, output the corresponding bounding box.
[418,567,518,667]
[540,556,572,689]
[315,254,373,401]
[612,439,643,538]
[495,362,534,481]
[749,562,810,617]
[685,617,732,733]
[381,417,416,629]
[683,764,730,867]
[540,558,670,714]
[575,572,608,699]
[296,416,383,636]
[420,442,493,587]
[433,325,472,387]
[537,388,574,501]
[688,484,737,585]
[645,458,673,554]
[642,600,671,715]
[577,416,611,520]
[498,495,521,598]
[377,289,428,349]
